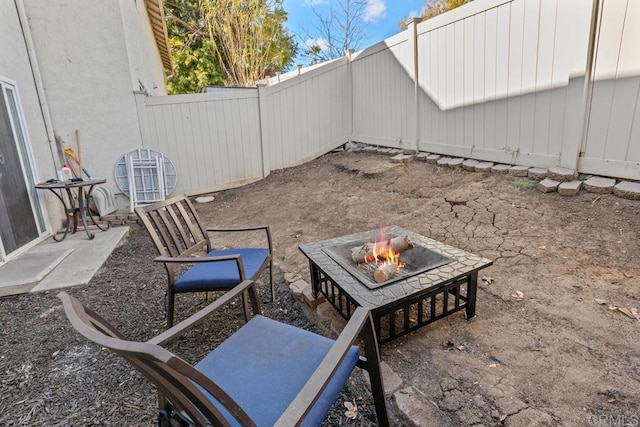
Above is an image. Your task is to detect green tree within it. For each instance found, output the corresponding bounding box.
[165,0,223,94]
[165,0,296,92]
[420,0,471,20]
[202,0,297,87]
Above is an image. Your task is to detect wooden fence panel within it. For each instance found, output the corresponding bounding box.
[412,0,591,167]
[351,32,415,149]
[581,0,640,179]
[143,90,263,196]
[261,58,350,170]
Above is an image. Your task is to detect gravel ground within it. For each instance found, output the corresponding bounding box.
[0,224,382,426]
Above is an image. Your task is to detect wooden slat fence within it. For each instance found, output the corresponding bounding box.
[136,0,639,197]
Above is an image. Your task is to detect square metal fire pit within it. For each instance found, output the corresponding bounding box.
[299,225,493,345]
[322,232,453,289]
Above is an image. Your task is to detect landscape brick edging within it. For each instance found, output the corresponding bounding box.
[343,143,640,201]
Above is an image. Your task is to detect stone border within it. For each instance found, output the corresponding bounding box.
[342,143,640,201]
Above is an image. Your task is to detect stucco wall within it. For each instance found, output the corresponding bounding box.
[0,3,61,233]
[22,0,164,202]
[118,0,167,96]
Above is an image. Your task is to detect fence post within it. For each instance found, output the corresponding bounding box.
[345,49,354,143]
[256,84,270,178]
[409,18,420,153]
[566,0,602,171]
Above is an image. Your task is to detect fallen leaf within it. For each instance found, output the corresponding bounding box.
[623,272,633,278]
[489,363,497,368]
[617,307,635,319]
[456,345,465,351]
[608,305,618,311]
[512,291,525,301]
[52,350,60,358]
[344,400,358,419]
[123,402,141,410]
[594,298,607,305]
[607,398,616,403]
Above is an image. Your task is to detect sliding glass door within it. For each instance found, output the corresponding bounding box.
[0,78,45,258]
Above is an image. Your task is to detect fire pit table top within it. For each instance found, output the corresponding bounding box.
[299,225,493,310]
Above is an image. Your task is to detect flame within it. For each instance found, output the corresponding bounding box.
[364,237,405,268]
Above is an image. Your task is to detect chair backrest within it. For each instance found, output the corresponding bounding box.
[58,292,255,427]
[135,195,211,260]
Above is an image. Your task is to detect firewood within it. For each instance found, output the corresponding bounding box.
[374,263,398,283]
[388,234,414,253]
[351,235,414,263]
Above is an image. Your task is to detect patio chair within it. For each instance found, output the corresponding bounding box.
[135,194,273,327]
[57,282,390,426]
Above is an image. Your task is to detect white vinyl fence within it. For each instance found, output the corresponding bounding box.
[136,0,639,196]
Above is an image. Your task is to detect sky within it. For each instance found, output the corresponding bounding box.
[282,0,425,66]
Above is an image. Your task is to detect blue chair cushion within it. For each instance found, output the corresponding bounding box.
[173,248,269,293]
[194,315,361,426]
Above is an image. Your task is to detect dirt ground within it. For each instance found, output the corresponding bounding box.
[1,150,639,426]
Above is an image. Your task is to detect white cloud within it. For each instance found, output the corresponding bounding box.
[305,0,325,6]
[363,0,386,23]
[305,37,330,51]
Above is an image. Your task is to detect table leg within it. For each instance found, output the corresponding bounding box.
[466,271,478,320]
[309,261,321,298]
[76,186,94,239]
[47,189,71,242]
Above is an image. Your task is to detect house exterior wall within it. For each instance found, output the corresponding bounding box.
[22,0,167,208]
[119,0,167,97]
[0,3,60,234]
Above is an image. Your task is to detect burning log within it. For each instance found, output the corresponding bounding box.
[374,263,398,283]
[351,235,414,264]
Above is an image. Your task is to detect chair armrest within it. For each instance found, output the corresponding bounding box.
[149,280,259,346]
[154,254,242,264]
[206,225,269,233]
[206,225,273,255]
[275,307,372,426]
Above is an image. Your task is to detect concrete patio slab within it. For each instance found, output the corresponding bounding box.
[0,248,72,287]
[0,227,129,297]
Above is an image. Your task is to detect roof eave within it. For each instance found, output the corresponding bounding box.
[144,0,172,72]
